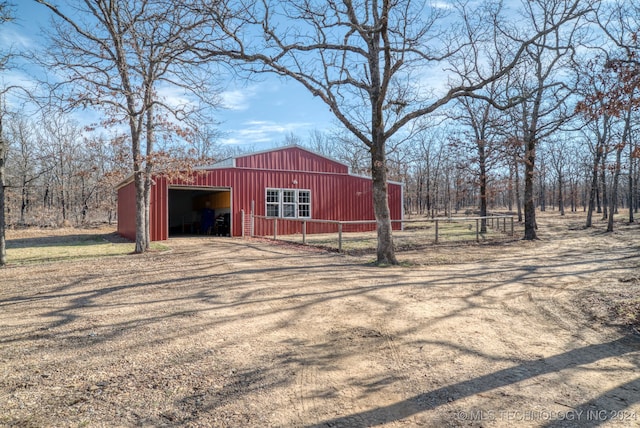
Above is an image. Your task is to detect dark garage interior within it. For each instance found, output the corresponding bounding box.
[168,187,231,236]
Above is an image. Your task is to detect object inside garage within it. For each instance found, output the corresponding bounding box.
[168,187,231,236]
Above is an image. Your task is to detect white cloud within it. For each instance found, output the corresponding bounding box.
[0,27,36,50]
[156,84,195,109]
[220,87,258,111]
[429,1,454,10]
[220,120,313,145]
[219,137,242,145]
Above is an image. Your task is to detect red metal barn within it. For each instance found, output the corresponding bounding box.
[117,145,403,241]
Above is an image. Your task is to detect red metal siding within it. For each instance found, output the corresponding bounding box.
[117,181,137,241]
[119,148,402,241]
[235,146,349,174]
[150,178,169,241]
[148,168,402,239]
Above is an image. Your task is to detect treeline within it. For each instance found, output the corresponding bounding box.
[3,112,125,227]
[301,122,640,222]
[3,108,639,229]
[2,110,246,227]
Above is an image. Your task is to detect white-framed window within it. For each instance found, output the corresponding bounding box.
[282,189,296,218]
[265,188,311,219]
[298,190,310,218]
[266,189,280,217]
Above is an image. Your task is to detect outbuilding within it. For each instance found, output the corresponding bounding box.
[117,145,403,241]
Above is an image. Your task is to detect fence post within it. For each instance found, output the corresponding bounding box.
[503,217,506,233]
[476,218,479,242]
[273,218,278,240]
[241,210,245,238]
[511,217,514,236]
[250,200,255,237]
[338,222,343,252]
[302,221,306,245]
[435,219,439,243]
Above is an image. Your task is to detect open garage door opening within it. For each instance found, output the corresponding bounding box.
[168,187,232,237]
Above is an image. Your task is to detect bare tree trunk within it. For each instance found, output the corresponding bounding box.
[371,144,397,264]
[600,153,608,220]
[596,179,602,214]
[479,142,488,232]
[586,142,603,228]
[0,111,6,266]
[538,158,546,213]
[416,173,424,215]
[132,113,146,254]
[629,138,634,223]
[143,105,154,250]
[558,172,565,216]
[432,155,441,218]
[635,156,640,214]
[514,154,523,222]
[608,108,631,232]
[508,163,514,212]
[608,143,623,232]
[523,137,537,240]
[20,177,27,225]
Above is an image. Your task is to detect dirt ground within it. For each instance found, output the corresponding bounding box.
[1,212,640,427]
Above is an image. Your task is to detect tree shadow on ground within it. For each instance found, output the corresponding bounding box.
[309,336,640,427]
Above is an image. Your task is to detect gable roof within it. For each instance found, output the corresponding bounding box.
[207,145,351,174]
[118,144,406,190]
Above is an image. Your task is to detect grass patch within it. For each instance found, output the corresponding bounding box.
[6,234,168,265]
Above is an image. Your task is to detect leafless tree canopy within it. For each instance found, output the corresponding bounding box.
[34,0,223,252]
[191,0,596,263]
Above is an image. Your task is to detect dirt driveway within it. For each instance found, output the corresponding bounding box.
[1,213,640,427]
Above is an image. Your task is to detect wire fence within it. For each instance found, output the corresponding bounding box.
[248,214,516,253]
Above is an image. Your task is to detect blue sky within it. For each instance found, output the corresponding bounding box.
[2,1,337,149]
[215,78,337,147]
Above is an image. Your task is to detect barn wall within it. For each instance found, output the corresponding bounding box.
[117,181,137,241]
[388,181,403,221]
[235,146,349,174]
[150,178,169,241]
[150,168,402,239]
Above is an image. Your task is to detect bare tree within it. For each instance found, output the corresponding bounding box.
[592,0,640,226]
[35,0,220,252]
[191,125,223,160]
[0,0,14,266]
[5,115,50,225]
[546,135,584,216]
[505,0,588,240]
[449,79,505,231]
[38,112,83,223]
[0,95,7,266]
[576,58,616,228]
[506,137,524,222]
[197,0,592,263]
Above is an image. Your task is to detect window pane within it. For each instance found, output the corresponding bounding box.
[298,204,310,218]
[267,204,279,217]
[267,189,279,203]
[298,190,310,218]
[298,190,310,203]
[282,204,296,218]
[282,190,295,203]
